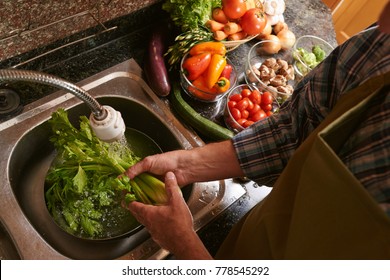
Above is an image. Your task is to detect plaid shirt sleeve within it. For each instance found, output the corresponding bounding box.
[232,26,390,192]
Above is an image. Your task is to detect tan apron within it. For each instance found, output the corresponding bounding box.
[216,72,390,259]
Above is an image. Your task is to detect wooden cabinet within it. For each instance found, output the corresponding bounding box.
[322,0,342,10]
[329,0,387,44]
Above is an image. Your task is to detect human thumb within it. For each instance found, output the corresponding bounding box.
[164,171,183,201]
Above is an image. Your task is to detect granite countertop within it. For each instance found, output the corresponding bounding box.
[0,0,337,258]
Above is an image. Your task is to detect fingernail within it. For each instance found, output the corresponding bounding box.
[166,172,175,181]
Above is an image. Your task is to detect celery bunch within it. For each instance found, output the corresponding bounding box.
[45,109,167,238]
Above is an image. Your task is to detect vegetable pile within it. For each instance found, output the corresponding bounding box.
[247,57,295,98]
[207,0,267,41]
[163,0,269,68]
[182,41,234,101]
[163,0,220,67]
[225,87,276,132]
[257,21,296,54]
[162,0,221,32]
[45,109,167,238]
[293,45,327,76]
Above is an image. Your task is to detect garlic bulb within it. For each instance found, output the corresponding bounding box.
[267,13,285,26]
[263,0,286,16]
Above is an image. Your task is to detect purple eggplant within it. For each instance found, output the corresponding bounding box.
[144,25,172,97]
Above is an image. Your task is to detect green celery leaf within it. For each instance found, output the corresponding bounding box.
[73,165,88,193]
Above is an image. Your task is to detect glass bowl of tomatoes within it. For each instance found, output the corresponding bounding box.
[245,40,296,105]
[224,84,279,133]
[180,52,237,103]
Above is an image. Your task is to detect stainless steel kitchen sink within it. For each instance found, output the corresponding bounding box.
[0,59,246,259]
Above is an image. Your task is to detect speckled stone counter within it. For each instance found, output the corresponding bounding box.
[0,0,337,258]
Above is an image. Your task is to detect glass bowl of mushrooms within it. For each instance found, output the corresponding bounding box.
[245,39,296,105]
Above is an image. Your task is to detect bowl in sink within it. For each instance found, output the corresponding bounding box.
[7,96,193,258]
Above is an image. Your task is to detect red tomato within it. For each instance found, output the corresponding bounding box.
[261,91,273,105]
[243,120,255,128]
[249,90,261,105]
[230,108,241,121]
[229,93,242,102]
[261,103,273,112]
[248,103,261,115]
[228,100,237,109]
[266,111,273,116]
[241,109,249,119]
[240,8,267,36]
[241,88,252,98]
[244,97,254,110]
[236,98,249,111]
[250,109,267,122]
[222,0,247,20]
[237,118,247,127]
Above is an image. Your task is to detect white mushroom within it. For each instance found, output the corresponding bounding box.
[277,85,294,95]
[259,65,276,83]
[246,67,261,83]
[276,58,288,70]
[270,75,287,87]
[262,57,278,69]
[278,64,295,81]
[286,84,294,94]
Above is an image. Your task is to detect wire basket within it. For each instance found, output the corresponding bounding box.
[221,0,264,52]
[222,35,257,52]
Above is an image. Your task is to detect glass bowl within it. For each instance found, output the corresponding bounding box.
[224,84,279,133]
[180,53,237,103]
[245,40,296,105]
[292,35,334,78]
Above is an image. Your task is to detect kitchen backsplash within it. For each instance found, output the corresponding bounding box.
[0,0,161,62]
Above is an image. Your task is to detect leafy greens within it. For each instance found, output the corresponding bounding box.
[162,0,221,32]
[45,109,167,238]
[162,0,221,67]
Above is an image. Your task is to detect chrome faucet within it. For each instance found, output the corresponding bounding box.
[0,69,125,142]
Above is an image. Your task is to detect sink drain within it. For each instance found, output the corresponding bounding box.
[0,88,23,121]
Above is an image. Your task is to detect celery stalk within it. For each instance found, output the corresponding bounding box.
[136,173,168,205]
[130,179,153,204]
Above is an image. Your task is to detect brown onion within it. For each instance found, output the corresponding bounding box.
[273,21,288,34]
[277,29,296,50]
[256,19,272,39]
[261,35,282,54]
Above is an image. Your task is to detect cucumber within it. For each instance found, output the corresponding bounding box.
[170,82,234,141]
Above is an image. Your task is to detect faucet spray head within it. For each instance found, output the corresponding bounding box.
[89,106,126,142]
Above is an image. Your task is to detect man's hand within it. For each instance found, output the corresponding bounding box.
[124,172,213,259]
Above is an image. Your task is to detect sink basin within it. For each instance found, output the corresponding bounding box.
[0,59,246,259]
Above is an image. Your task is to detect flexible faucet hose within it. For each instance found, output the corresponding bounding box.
[0,69,107,120]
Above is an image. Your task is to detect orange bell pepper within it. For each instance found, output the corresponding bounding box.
[204,54,227,89]
[189,41,227,56]
[214,77,230,93]
[189,75,218,101]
